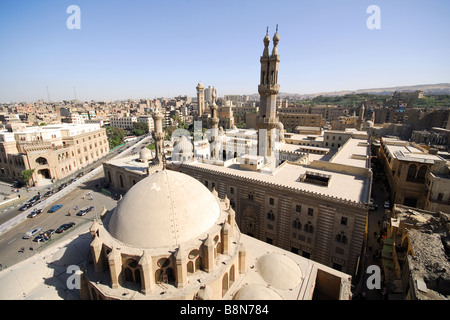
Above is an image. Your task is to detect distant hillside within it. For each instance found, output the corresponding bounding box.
[248,83,450,100]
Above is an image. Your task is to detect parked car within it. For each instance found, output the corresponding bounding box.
[48,204,63,213]
[76,206,90,216]
[369,203,378,211]
[33,229,55,242]
[19,203,31,211]
[384,201,390,209]
[44,190,54,197]
[23,227,42,239]
[27,208,43,218]
[55,222,75,233]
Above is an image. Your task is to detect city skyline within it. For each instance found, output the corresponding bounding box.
[1,0,450,103]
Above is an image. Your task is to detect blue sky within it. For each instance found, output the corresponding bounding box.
[0,0,449,102]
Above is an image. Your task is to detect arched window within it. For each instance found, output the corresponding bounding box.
[36,157,48,165]
[406,164,417,182]
[125,268,133,282]
[292,218,301,230]
[222,273,229,297]
[119,175,124,188]
[187,261,194,274]
[230,265,235,286]
[417,165,427,183]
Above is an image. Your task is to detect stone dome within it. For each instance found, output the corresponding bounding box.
[139,147,152,162]
[232,284,283,300]
[363,120,374,128]
[108,170,221,248]
[173,135,193,153]
[255,253,303,290]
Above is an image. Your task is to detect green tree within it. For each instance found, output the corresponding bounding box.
[20,169,35,186]
[147,142,155,150]
[106,126,127,149]
[132,122,149,136]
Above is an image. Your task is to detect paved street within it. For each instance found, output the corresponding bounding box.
[0,169,119,270]
[0,135,155,271]
[353,158,390,300]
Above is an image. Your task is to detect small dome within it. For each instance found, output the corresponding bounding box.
[276,122,284,129]
[273,33,280,43]
[255,253,303,290]
[108,170,221,248]
[364,120,374,128]
[233,284,283,300]
[173,136,193,153]
[139,148,152,162]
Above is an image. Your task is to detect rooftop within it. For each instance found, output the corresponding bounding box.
[182,159,370,204]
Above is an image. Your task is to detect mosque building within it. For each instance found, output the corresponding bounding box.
[102,27,372,277]
[80,167,352,300]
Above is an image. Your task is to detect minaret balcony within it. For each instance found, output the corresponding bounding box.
[153,132,165,140]
[258,84,280,95]
[256,116,279,129]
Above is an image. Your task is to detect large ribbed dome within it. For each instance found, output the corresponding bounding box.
[108,170,220,248]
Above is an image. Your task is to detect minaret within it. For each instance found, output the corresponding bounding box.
[152,107,164,165]
[208,87,219,130]
[207,87,220,159]
[257,25,280,162]
[196,82,205,117]
[356,103,365,131]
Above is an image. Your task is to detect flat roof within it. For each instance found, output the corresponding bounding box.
[330,138,370,169]
[384,143,444,163]
[183,160,370,204]
[105,154,149,174]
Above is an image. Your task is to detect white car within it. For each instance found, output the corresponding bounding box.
[23,227,43,239]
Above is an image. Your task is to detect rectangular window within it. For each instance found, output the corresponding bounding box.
[296,204,301,213]
[269,197,274,205]
[230,187,234,194]
[341,217,348,226]
[205,180,208,187]
[308,208,314,216]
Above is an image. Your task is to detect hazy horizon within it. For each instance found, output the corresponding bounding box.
[1,0,449,103]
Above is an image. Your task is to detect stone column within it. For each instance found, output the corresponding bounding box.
[174,246,188,288]
[107,248,122,289]
[90,236,104,273]
[238,244,247,274]
[221,222,230,255]
[227,207,236,235]
[139,251,154,295]
[89,220,100,239]
[203,234,215,273]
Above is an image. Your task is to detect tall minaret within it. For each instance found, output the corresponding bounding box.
[208,87,219,131]
[356,103,365,131]
[257,26,280,161]
[152,107,164,165]
[196,82,205,117]
[207,87,220,159]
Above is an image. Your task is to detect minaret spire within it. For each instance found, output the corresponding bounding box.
[257,26,280,165]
